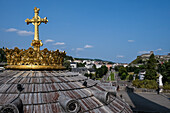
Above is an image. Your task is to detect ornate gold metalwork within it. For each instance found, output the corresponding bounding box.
[4,7,66,70]
[4,47,66,70]
[25,7,48,51]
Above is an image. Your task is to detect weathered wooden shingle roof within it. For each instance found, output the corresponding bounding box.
[0,70,132,113]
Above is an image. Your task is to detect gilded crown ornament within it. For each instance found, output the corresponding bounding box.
[4,7,66,70]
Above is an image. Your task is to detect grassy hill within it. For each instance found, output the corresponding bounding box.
[130,56,144,64]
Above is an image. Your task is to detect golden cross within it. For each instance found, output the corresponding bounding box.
[25,7,48,51]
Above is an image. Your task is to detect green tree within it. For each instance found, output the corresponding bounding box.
[63,61,71,70]
[118,67,128,76]
[130,56,144,64]
[0,48,7,62]
[164,60,170,83]
[129,74,133,81]
[118,66,128,80]
[158,60,170,83]
[64,55,74,62]
[84,73,93,79]
[110,67,112,71]
[139,65,145,70]
[84,73,89,78]
[77,63,85,67]
[120,72,127,80]
[114,66,121,71]
[144,54,157,80]
[134,68,140,74]
[96,65,108,78]
[92,64,96,70]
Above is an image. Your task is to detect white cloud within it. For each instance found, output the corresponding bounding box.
[155,48,162,51]
[74,44,93,53]
[116,55,124,58]
[76,48,84,51]
[6,28,34,36]
[6,28,18,32]
[138,51,150,54]
[53,42,65,45]
[128,40,135,42]
[44,39,54,44]
[17,30,34,36]
[73,44,93,52]
[84,45,93,48]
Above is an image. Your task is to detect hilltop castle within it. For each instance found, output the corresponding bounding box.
[141,51,170,63]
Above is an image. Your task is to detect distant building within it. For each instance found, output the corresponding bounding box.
[95,64,102,69]
[112,63,128,68]
[106,64,113,70]
[130,63,144,67]
[141,51,170,62]
[70,62,77,68]
[83,60,94,64]
[155,55,170,63]
[66,60,72,62]
[85,64,93,69]
[0,67,5,72]
[122,63,128,67]
[131,51,170,65]
[74,60,82,63]
[87,68,96,75]
[112,64,117,69]
[141,51,154,60]
[71,67,88,75]
[83,60,95,69]
[138,69,146,80]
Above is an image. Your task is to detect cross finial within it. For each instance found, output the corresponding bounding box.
[25,7,48,51]
[34,7,40,13]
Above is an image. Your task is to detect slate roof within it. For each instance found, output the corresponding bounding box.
[0,70,132,113]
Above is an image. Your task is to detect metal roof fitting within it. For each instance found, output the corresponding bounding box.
[92,91,110,104]
[0,97,23,113]
[102,86,117,96]
[82,81,87,87]
[58,95,81,113]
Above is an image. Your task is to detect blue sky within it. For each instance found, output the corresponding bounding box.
[0,0,170,63]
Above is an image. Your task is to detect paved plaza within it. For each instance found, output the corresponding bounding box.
[118,90,170,113]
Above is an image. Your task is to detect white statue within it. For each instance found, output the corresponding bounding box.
[159,73,163,87]
[158,73,163,92]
